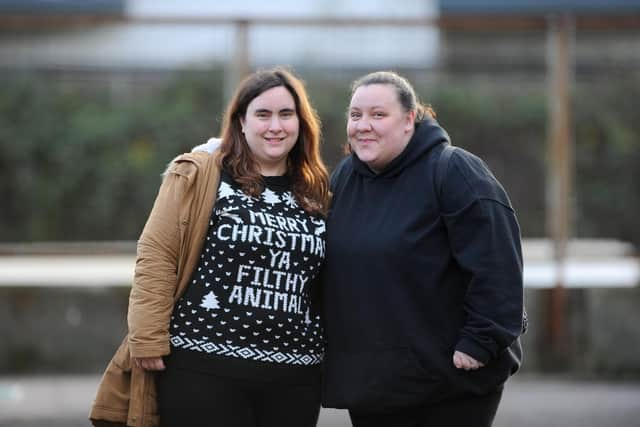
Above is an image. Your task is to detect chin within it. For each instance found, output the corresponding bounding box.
[264,151,288,162]
[355,151,377,164]
[265,148,289,158]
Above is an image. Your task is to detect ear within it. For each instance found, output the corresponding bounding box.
[239,117,246,134]
[404,110,416,133]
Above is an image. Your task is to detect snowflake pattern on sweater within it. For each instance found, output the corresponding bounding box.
[170,172,326,366]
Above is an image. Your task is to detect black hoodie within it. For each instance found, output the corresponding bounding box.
[321,119,524,411]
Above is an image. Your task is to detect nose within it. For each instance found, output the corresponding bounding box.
[268,116,283,132]
[355,116,372,132]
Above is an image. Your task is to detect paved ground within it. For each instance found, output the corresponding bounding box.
[1,374,639,427]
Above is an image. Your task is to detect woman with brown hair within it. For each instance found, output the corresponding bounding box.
[90,67,329,427]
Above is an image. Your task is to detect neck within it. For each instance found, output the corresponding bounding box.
[258,160,287,177]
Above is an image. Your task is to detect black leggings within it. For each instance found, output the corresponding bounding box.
[156,366,320,427]
[349,389,503,427]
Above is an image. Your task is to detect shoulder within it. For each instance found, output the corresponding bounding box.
[163,151,219,179]
[444,147,513,209]
[329,155,355,193]
[330,156,353,182]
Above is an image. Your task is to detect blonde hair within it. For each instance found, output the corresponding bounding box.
[351,71,435,121]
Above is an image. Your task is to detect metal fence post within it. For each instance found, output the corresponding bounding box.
[545,12,575,365]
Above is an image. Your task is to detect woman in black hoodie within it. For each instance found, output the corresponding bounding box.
[322,71,525,427]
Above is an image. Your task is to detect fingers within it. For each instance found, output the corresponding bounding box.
[143,357,165,371]
[156,358,166,370]
[135,357,166,371]
[453,351,485,371]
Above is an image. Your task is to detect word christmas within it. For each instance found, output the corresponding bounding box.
[215,211,325,257]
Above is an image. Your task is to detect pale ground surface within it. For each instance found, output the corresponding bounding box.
[1,374,639,427]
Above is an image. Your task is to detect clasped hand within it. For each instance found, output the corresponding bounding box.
[134,357,165,371]
[453,351,485,371]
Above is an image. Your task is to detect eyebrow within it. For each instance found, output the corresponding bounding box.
[349,105,386,110]
[348,108,383,116]
[253,108,295,114]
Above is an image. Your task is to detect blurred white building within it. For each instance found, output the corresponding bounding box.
[0,0,440,70]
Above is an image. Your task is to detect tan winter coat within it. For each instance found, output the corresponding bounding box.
[89,151,221,427]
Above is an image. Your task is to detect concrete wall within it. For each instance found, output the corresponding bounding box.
[0,287,128,374]
[520,286,640,377]
[2,285,640,377]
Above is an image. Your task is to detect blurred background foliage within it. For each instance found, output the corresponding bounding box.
[1,70,638,245]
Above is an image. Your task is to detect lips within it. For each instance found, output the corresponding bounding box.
[264,136,286,144]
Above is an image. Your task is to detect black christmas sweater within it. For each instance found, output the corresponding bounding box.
[168,171,326,383]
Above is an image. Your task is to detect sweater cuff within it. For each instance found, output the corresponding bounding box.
[128,341,170,359]
[455,337,493,365]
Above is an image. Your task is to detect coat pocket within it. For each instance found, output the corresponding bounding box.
[322,347,442,412]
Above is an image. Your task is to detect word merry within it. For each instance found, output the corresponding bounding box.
[249,211,309,233]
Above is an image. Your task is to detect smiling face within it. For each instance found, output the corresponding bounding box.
[347,84,415,173]
[240,85,300,176]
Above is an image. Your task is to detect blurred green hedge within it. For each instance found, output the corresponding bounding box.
[1,70,638,247]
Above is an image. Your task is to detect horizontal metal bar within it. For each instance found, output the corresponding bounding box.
[0,254,637,288]
[0,14,639,30]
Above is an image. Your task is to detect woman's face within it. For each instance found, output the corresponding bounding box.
[241,85,300,176]
[347,84,415,173]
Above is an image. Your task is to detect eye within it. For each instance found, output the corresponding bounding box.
[373,111,386,118]
[280,110,295,119]
[349,111,361,120]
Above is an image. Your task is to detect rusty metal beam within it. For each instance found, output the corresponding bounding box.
[0,14,124,29]
[2,14,640,31]
[545,13,575,360]
[224,20,251,102]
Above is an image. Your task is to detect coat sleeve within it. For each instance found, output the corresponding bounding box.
[127,161,195,359]
[440,150,524,364]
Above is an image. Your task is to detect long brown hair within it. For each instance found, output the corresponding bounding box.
[217,67,329,216]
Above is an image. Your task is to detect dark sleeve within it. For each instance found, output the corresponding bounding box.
[440,150,524,364]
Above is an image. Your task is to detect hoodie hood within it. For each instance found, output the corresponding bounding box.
[351,118,450,179]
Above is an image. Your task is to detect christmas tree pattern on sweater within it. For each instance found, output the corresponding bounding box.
[170,173,325,365]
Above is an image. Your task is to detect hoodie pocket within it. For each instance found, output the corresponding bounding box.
[322,347,442,412]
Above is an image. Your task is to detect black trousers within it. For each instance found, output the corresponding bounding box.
[349,389,503,427]
[156,365,321,427]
